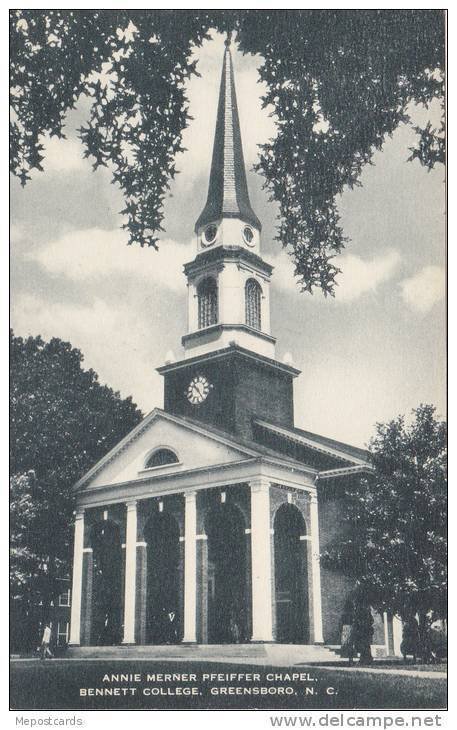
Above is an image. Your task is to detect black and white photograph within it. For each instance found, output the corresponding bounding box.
[9,8,447,715]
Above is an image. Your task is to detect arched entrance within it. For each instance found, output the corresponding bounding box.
[91,520,123,646]
[205,503,248,643]
[274,504,309,643]
[144,512,181,644]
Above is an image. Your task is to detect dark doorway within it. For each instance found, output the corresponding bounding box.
[91,520,123,646]
[144,512,181,644]
[205,503,248,643]
[274,504,309,643]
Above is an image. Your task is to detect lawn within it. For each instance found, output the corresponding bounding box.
[10,659,447,711]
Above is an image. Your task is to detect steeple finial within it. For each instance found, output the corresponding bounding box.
[195,37,261,233]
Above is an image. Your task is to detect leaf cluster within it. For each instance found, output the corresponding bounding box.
[10,330,143,596]
[10,10,445,293]
[323,404,447,619]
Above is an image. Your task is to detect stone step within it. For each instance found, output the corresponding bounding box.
[67,643,268,659]
[66,643,341,663]
[265,644,342,665]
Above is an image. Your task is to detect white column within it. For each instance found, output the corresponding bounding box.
[69,508,85,645]
[122,500,137,644]
[309,492,324,643]
[393,615,404,657]
[250,479,273,641]
[183,491,197,642]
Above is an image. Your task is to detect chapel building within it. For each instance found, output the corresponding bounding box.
[68,40,397,654]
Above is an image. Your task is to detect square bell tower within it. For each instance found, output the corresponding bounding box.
[158,36,300,440]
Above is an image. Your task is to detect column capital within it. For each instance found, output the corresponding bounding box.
[126,499,137,510]
[74,507,85,519]
[309,491,318,505]
[184,489,197,501]
[250,477,270,493]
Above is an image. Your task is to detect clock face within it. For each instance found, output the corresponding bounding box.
[186,375,213,404]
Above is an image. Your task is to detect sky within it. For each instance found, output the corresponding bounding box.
[10,30,446,449]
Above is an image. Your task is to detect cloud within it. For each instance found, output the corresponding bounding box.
[10,223,25,243]
[400,265,445,313]
[26,228,194,291]
[334,251,401,302]
[39,134,89,174]
[11,293,164,411]
[268,249,298,293]
[269,248,401,302]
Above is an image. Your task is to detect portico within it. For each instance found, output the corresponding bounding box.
[69,410,324,647]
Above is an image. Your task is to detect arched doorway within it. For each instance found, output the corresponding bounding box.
[144,512,181,644]
[91,520,123,646]
[205,503,248,643]
[274,504,309,643]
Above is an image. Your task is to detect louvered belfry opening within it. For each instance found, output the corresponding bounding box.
[198,277,218,328]
[245,278,262,330]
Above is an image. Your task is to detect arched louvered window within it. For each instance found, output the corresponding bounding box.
[198,277,218,328]
[245,278,262,330]
[146,448,178,469]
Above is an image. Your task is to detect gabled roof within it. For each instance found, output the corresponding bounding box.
[74,408,314,492]
[194,39,261,233]
[254,419,371,468]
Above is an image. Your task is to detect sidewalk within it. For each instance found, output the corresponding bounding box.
[10,642,447,680]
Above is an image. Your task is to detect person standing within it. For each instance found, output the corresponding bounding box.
[39,623,53,660]
[166,610,178,644]
[352,598,374,665]
[340,597,356,664]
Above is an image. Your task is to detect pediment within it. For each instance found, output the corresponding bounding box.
[75,409,260,492]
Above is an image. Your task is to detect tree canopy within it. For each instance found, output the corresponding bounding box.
[323,404,447,622]
[10,10,445,294]
[10,330,143,608]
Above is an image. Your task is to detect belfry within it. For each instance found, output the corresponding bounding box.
[68,39,395,655]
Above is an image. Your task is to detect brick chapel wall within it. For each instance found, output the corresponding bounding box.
[232,360,294,440]
[269,485,313,643]
[136,495,185,645]
[318,495,354,645]
[163,353,295,441]
[195,485,251,643]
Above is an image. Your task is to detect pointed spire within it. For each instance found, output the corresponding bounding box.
[195,36,261,233]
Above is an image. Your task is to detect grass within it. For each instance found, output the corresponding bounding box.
[10,659,447,711]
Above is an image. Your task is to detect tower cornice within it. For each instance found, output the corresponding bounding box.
[183,246,273,279]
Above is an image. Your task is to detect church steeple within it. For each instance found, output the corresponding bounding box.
[181,35,275,362]
[195,35,261,239]
[157,36,300,437]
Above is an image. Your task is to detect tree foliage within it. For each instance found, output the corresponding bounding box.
[10,10,444,294]
[323,405,447,621]
[10,471,39,594]
[10,330,143,608]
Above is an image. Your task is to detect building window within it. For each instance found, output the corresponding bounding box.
[57,621,69,646]
[245,279,262,330]
[198,277,218,328]
[146,448,179,469]
[58,589,71,607]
